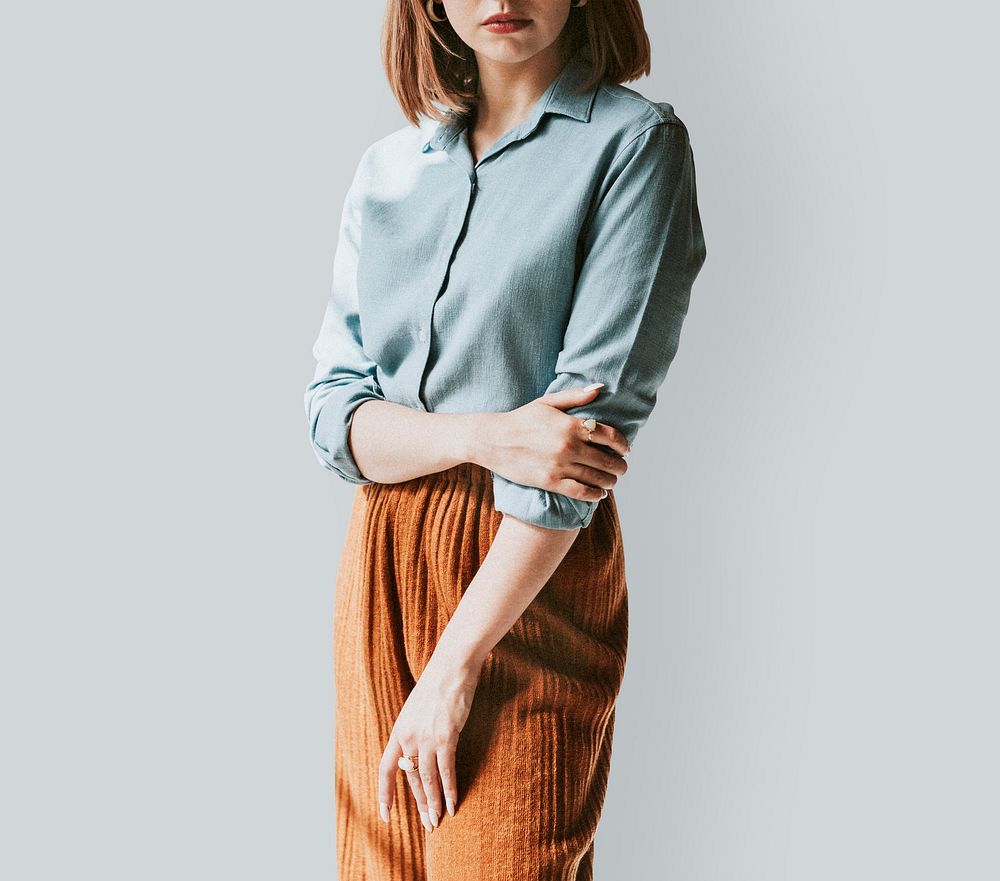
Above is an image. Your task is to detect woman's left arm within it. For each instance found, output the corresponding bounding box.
[377,514,580,829]
[491,117,708,531]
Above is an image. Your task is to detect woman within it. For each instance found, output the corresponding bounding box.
[304,1,707,878]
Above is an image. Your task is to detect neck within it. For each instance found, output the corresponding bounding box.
[470,41,572,133]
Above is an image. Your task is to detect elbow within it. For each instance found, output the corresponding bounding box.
[306,423,376,486]
[304,377,383,485]
[491,472,600,531]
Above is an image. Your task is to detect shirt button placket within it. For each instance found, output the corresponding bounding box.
[414,171,479,410]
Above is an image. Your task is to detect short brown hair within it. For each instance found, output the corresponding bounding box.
[381,1,652,126]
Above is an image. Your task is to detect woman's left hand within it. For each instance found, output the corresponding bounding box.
[377,652,484,831]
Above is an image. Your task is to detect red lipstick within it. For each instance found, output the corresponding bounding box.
[482,12,531,34]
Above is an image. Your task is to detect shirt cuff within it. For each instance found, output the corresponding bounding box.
[490,471,599,531]
[309,379,383,485]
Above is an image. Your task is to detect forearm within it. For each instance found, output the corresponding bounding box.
[423,513,581,676]
[349,400,496,484]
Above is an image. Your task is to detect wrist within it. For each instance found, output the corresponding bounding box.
[426,634,490,678]
[461,412,500,470]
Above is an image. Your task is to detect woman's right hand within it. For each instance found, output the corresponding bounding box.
[473,384,631,503]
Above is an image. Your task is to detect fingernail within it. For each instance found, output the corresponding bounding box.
[446,796,456,816]
[429,808,439,828]
[420,810,433,832]
[379,802,389,823]
[601,489,608,499]
[583,382,604,391]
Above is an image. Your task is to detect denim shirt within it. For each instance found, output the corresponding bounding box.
[304,50,707,530]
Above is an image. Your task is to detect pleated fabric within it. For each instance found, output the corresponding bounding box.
[333,462,628,881]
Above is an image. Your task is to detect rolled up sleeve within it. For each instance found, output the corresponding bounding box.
[304,150,385,484]
[491,120,708,530]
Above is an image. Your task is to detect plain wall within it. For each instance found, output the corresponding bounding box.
[2,2,996,878]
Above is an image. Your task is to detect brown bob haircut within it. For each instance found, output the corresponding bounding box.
[381,1,653,126]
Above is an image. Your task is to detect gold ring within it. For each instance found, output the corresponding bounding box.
[582,417,597,442]
[398,755,419,773]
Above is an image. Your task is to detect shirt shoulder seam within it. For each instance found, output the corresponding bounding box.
[606,116,688,171]
[595,83,689,126]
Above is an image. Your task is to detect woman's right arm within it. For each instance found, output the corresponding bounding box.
[345,382,628,488]
[305,149,628,493]
[340,399,485,484]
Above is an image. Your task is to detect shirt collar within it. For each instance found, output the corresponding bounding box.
[420,51,599,154]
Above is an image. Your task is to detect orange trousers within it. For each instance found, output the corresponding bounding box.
[333,462,628,881]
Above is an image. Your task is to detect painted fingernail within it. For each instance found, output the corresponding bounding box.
[584,382,605,391]
[420,810,433,832]
[378,802,389,823]
[446,796,456,816]
[429,808,440,828]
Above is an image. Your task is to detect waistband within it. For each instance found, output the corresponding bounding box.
[369,461,494,490]
[427,462,492,485]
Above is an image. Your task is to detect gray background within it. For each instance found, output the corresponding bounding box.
[3,2,997,878]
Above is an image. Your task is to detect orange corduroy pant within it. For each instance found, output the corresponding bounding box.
[333,462,628,881]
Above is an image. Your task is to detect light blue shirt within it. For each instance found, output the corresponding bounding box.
[305,50,707,530]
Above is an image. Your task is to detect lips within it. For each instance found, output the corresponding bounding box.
[482,13,530,25]
[483,18,531,34]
